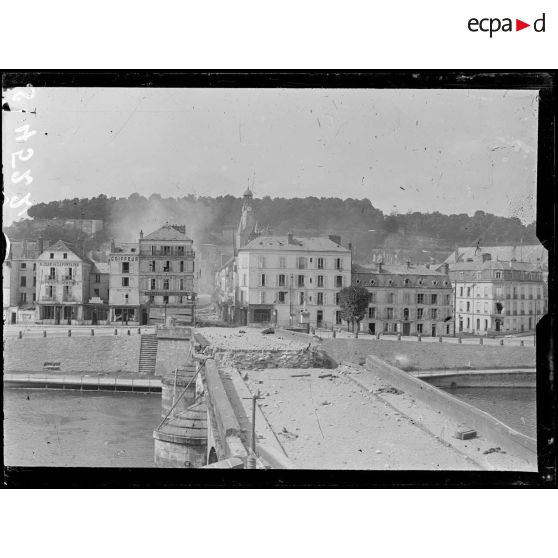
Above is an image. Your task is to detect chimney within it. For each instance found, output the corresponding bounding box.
[287,232,294,244]
[425,263,430,269]
[482,253,492,263]
[378,262,383,273]
[110,238,116,253]
[139,230,144,240]
[38,237,44,254]
[406,260,411,269]
[442,263,449,275]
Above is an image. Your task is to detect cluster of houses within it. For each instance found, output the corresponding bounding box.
[3,188,548,336]
[214,188,548,336]
[3,224,196,326]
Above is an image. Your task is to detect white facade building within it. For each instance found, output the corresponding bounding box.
[236,234,351,327]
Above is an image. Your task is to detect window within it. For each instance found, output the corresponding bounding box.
[417,293,424,305]
[163,279,169,290]
[149,260,155,272]
[417,323,423,334]
[431,294,437,304]
[386,308,394,319]
[33,277,36,287]
[387,292,395,304]
[163,261,170,272]
[335,275,343,288]
[484,319,488,331]
[67,268,73,279]
[50,253,54,259]
[47,286,54,297]
[20,276,26,287]
[466,301,470,312]
[336,311,342,325]
[384,322,389,332]
[20,262,27,269]
[122,262,130,273]
[459,272,464,280]
[33,293,36,302]
[278,291,287,304]
[94,288,100,297]
[163,295,169,304]
[122,277,129,287]
[317,275,324,288]
[403,293,410,304]
[242,274,247,287]
[317,292,324,305]
[63,253,68,259]
[162,246,171,255]
[417,308,424,320]
[335,292,340,305]
[180,261,184,272]
[260,291,266,304]
[20,293,27,303]
[459,287,463,296]
[317,257,324,269]
[258,256,266,269]
[180,279,184,291]
[259,274,266,287]
[297,275,305,287]
[149,295,155,303]
[335,258,342,270]
[296,257,307,269]
[124,294,129,303]
[33,263,36,270]
[431,308,438,320]
[368,292,376,303]
[369,307,376,319]
[404,278,409,286]
[150,278,156,290]
[276,274,285,287]
[403,308,409,320]
[299,292,305,305]
[177,246,185,255]
[279,256,286,269]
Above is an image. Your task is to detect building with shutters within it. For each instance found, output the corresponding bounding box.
[236,233,351,327]
[352,262,454,337]
[108,242,141,324]
[446,254,546,335]
[138,224,196,325]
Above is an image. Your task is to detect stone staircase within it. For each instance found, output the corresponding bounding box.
[139,334,158,375]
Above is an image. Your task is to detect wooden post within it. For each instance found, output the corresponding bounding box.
[91,329,94,336]
[68,329,71,337]
[43,330,47,337]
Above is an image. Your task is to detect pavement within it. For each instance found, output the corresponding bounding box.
[3,324,155,338]
[242,366,536,471]
[315,328,536,347]
[197,327,308,351]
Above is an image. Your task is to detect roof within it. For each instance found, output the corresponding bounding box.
[91,262,109,274]
[239,235,350,253]
[353,263,448,277]
[143,225,192,242]
[447,260,539,272]
[46,240,76,253]
[445,245,547,266]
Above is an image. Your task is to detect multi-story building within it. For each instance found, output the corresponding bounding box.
[5,239,48,324]
[3,260,13,324]
[215,255,237,323]
[138,224,196,325]
[447,254,546,335]
[352,262,454,336]
[36,240,93,324]
[236,233,351,327]
[195,243,222,295]
[108,242,142,324]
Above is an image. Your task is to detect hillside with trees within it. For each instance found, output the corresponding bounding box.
[4,193,537,263]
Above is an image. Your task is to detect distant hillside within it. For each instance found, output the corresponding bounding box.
[4,193,537,263]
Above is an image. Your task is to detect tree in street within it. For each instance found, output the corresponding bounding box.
[338,285,369,338]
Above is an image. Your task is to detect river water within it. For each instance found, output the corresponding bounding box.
[4,388,161,467]
[442,387,536,438]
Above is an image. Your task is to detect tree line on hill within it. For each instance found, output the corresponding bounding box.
[5,193,537,259]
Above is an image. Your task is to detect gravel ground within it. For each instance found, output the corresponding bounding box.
[196,327,307,351]
[244,368,481,470]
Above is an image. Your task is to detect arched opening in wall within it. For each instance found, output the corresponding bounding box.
[208,447,218,465]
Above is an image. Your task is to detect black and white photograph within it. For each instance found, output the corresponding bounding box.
[2,72,555,485]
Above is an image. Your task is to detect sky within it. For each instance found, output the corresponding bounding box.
[2,87,539,226]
